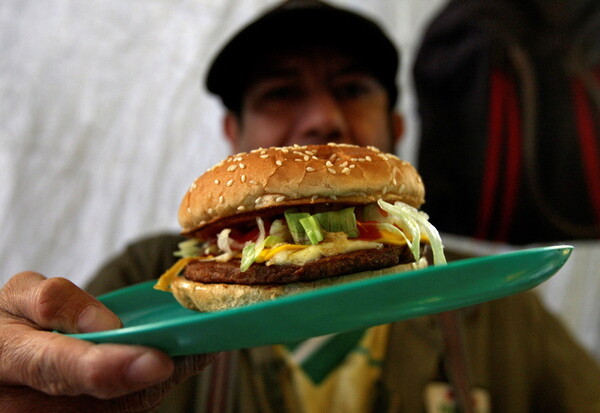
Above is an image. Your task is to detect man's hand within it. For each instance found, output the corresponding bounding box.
[0,271,215,412]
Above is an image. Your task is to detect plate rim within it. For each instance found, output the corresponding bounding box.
[71,245,573,350]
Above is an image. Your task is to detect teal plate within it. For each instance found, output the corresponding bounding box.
[72,245,572,355]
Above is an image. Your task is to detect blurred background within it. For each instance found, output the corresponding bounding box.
[1,0,598,360]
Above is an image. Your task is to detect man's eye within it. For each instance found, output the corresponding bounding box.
[262,86,301,100]
[335,82,370,99]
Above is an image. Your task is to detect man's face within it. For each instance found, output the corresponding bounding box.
[225,48,401,153]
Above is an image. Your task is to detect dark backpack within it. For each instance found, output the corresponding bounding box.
[414,0,600,244]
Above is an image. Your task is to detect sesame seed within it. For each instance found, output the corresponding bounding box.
[340,161,348,167]
[281,148,289,153]
[219,196,224,203]
[214,179,220,185]
[358,158,365,162]
[260,149,267,154]
[276,196,285,202]
[237,206,246,211]
[328,168,337,174]
[294,158,303,162]
[351,158,358,162]
[249,180,257,185]
[275,160,283,166]
[239,163,246,169]
[326,160,334,167]
[187,207,191,213]
[227,179,234,186]
[341,167,350,174]
[329,154,337,161]
[255,196,262,204]
[200,220,206,226]
[311,195,319,201]
[227,165,238,172]
[330,194,337,200]
[260,154,270,159]
[365,156,372,161]
[303,155,310,161]
[208,208,214,214]
[306,166,315,172]
[349,164,356,168]
[241,175,246,183]
[393,178,397,186]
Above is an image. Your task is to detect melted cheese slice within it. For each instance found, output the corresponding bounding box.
[261,229,428,266]
[154,257,198,291]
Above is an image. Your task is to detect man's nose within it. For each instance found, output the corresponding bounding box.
[296,92,347,143]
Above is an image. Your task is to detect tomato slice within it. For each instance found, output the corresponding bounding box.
[229,220,272,245]
[357,221,382,240]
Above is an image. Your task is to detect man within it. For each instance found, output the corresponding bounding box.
[0,1,599,412]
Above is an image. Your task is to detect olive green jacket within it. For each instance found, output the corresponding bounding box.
[86,234,600,412]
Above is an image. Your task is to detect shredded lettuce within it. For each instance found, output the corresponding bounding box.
[240,234,283,272]
[269,219,288,239]
[299,215,325,245]
[240,243,257,272]
[173,239,201,258]
[377,199,446,265]
[256,216,266,246]
[217,228,234,255]
[206,200,446,272]
[239,217,278,272]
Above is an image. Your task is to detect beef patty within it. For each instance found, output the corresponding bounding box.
[183,244,424,285]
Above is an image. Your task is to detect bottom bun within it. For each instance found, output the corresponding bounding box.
[170,257,428,312]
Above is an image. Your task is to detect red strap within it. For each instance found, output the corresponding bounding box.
[477,69,523,241]
[438,311,475,413]
[572,77,600,228]
[206,351,236,413]
[476,69,506,239]
[496,74,522,241]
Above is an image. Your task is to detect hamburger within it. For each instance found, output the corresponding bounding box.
[155,143,445,312]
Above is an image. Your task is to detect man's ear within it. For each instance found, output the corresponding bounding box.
[223,111,241,153]
[392,111,404,144]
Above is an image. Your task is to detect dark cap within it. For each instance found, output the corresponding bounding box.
[205,0,400,112]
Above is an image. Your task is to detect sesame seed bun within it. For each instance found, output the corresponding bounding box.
[179,143,425,237]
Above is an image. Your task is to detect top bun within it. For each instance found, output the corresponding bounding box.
[179,143,425,236]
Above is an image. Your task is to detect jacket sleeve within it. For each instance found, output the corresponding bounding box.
[527,292,600,412]
[85,233,185,296]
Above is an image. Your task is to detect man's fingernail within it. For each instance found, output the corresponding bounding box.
[126,352,171,384]
[77,305,121,333]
